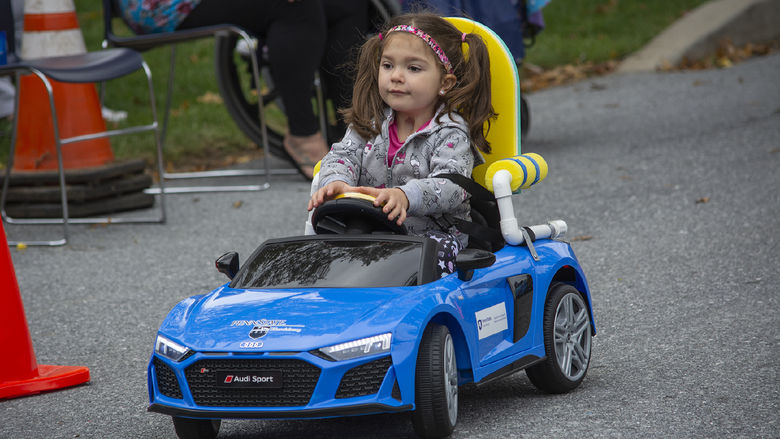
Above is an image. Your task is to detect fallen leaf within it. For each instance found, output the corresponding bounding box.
[715,56,733,68]
[233,200,244,209]
[695,197,710,204]
[196,91,223,105]
[571,235,593,242]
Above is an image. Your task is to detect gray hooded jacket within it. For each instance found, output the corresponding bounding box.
[318,107,485,247]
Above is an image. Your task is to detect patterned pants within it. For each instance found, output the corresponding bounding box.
[425,231,463,278]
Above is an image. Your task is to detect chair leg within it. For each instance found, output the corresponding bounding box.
[314,71,327,141]
[154,30,278,193]
[1,71,69,246]
[241,29,271,191]
[160,44,176,148]
[2,65,166,247]
[142,61,167,223]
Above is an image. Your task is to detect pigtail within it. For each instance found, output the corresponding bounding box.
[445,33,495,154]
[340,35,386,140]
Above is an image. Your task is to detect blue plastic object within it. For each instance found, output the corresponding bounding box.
[146,233,595,426]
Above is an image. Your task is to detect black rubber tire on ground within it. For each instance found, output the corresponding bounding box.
[172,417,221,439]
[526,282,592,394]
[411,324,458,439]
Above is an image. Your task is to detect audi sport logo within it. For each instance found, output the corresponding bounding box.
[217,371,283,388]
[223,374,275,384]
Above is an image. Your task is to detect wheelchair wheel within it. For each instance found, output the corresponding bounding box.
[213,0,397,158]
[520,94,530,138]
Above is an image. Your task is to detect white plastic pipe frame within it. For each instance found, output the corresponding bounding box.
[492,169,567,246]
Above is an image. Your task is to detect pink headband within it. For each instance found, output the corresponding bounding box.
[379,25,462,74]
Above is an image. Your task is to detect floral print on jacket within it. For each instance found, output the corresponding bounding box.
[118,0,201,34]
[317,107,484,248]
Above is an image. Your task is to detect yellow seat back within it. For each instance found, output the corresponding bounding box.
[444,17,522,188]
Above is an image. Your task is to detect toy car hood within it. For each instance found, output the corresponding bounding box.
[158,284,419,352]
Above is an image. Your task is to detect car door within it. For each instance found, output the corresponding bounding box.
[459,259,536,366]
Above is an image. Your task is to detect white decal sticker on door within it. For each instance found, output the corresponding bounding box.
[475,303,508,340]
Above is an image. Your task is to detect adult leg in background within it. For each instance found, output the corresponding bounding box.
[179,0,328,179]
[320,0,368,143]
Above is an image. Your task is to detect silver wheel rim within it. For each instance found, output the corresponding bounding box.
[554,292,591,381]
[443,333,458,426]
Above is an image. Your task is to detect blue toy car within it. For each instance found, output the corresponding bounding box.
[147,153,596,439]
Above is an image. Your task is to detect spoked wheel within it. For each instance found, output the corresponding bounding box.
[213,0,398,157]
[526,282,592,393]
[172,417,221,439]
[214,34,286,158]
[412,324,458,439]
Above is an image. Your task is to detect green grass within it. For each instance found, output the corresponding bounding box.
[524,0,710,68]
[1,0,710,168]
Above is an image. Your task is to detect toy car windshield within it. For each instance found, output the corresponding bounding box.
[230,236,433,289]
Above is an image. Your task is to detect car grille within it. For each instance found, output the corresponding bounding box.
[336,356,392,399]
[153,357,183,399]
[185,358,320,407]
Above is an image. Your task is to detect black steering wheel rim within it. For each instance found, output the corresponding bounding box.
[311,193,408,235]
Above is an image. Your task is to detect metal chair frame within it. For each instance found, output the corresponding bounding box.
[0,50,166,246]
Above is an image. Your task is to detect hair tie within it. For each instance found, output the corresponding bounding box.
[384,25,454,74]
[461,32,467,42]
[378,32,383,41]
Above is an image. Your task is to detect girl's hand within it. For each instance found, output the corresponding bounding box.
[308,181,355,211]
[354,187,409,225]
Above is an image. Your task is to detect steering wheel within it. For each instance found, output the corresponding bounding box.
[311,192,408,235]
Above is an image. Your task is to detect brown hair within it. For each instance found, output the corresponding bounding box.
[340,12,495,153]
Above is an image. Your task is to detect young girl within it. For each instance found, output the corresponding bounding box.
[308,12,494,276]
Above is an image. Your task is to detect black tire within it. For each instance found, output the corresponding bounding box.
[214,34,286,158]
[526,282,592,393]
[520,94,530,139]
[172,417,221,439]
[411,324,458,439]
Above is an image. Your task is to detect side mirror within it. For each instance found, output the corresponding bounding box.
[216,252,239,280]
[455,248,496,281]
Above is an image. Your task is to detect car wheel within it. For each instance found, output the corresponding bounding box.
[526,282,592,393]
[172,417,221,439]
[412,324,458,439]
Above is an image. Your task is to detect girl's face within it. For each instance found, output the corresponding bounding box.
[378,32,454,123]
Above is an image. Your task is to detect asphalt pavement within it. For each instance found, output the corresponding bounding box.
[2,22,780,439]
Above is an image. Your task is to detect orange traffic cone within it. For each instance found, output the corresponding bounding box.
[0,221,90,399]
[13,0,114,171]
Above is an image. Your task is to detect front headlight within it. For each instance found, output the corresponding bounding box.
[155,335,190,362]
[318,333,392,361]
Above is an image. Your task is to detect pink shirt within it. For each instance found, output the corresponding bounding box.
[387,119,431,166]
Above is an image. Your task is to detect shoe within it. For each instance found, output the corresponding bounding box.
[283,132,329,180]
